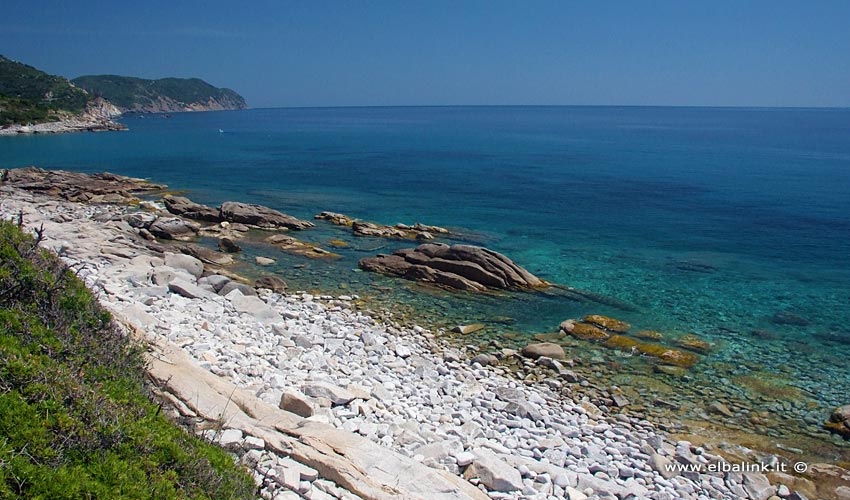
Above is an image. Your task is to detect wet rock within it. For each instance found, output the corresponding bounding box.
[255,256,276,266]
[675,333,712,353]
[359,243,545,291]
[824,404,850,440]
[148,217,200,241]
[560,320,611,342]
[265,234,339,259]
[163,195,222,222]
[708,402,734,418]
[255,275,287,293]
[314,211,355,226]
[463,449,523,492]
[583,314,630,333]
[635,330,664,340]
[453,323,486,334]
[521,342,566,360]
[471,353,498,366]
[219,201,313,230]
[770,311,809,326]
[218,237,241,253]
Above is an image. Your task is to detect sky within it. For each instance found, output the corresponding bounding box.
[2,0,849,108]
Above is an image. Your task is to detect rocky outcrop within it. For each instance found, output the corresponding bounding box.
[71,75,247,113]
[315,211,449,241]
[163,195,222,222]
[825,405,850,440]
[1,167,163,202]
[220,201,313,230]
[359,243,545,292]
[148,217,200,241]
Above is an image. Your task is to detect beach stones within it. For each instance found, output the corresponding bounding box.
[825,404,850,440]
[521,342,566,360]
[360,243,545,291]
[219,201,314,230]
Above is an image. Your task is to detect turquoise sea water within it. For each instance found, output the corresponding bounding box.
[3,106,850,453]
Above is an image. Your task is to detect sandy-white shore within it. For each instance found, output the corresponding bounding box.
[1,182,829,500]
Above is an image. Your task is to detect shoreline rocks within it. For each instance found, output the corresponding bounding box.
[3,172,842,500]
[315,211,450,241]
[359,243,546,292]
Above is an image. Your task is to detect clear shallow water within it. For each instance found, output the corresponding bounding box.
[3,106,850,453]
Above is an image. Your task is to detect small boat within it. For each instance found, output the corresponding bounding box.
[218,128,224,133]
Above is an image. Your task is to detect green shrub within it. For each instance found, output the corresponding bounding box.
[0,219,256,499]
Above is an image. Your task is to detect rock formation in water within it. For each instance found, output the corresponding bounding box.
[358,243,545,292]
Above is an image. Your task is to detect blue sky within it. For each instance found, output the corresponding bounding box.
[2,1,848,108]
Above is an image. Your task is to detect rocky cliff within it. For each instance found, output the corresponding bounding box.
[72,75,247,113]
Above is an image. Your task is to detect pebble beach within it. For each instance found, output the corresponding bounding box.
[4,170,849,500]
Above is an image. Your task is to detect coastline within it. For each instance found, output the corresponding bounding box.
[0,119,126,136]
[2,169,847,499]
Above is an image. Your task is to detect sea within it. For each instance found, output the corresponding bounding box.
[3,106,849,459]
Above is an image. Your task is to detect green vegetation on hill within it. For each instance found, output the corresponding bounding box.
[0,55,90,125]
[0,220,255,499]
[72,75,246,112]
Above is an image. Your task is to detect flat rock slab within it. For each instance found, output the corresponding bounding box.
[227,291,279,322]
[137,325,487,500]
[463,448,523,492]
[168,278,217,300]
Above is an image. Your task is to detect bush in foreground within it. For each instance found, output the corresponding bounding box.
[0,219,256,499]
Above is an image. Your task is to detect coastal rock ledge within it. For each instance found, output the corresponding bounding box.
[358,243,546,291]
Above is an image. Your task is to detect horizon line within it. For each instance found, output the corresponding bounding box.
[238,103,850,112]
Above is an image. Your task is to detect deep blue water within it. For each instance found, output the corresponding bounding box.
[3,106,850,440]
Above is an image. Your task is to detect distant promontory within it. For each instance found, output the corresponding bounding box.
[72,75,247,113]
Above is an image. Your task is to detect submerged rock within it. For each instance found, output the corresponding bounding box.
[675,334,712,353]
[583,314,630,333]
[359,243,545,291]
[452,323,486,334]
[254,275,287,293]
[560,320,611,342]
[770,310,809,326]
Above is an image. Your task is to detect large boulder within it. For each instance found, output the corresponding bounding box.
[358,243,545,292]
[163,195,222,222]
[462,449,523,492]
[164,252,204,278]
[521,342,566,360]
[219,201,313,230]
[148,217,200,241]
